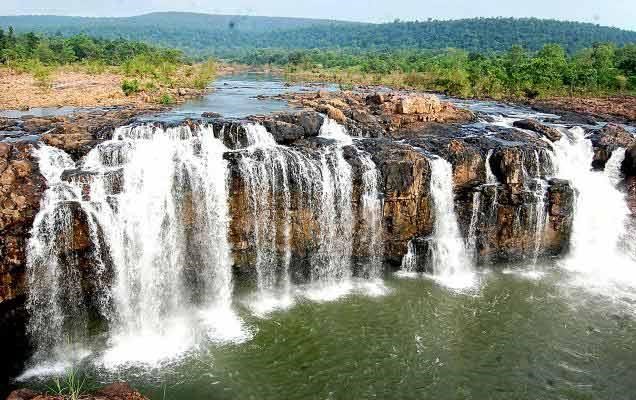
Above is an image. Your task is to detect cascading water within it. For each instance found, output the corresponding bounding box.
[466,191,481,260]
[26,145,101,365]
[237,124,295,314]
[528,149,549,265]
[26,124,250,370]
[552,127,636,299]
[427,157,476,289]
[358,152,384,280]
[307,119,354,297]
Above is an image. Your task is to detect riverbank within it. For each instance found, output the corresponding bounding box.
[283,70,636,124]
[0,61,243,111]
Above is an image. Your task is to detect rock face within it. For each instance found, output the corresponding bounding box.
[0,143,45,305]
[0,142,45,393]
[589,123,636,169]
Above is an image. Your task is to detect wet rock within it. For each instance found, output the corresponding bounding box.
[202,111,222,118]
[622,143,636,177]
[589,124,636,169]
[513,119,562,142]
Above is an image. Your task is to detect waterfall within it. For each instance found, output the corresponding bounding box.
[311,120,354,285]
[26,125,250,369]
[427,157,476,289]
[485,149,498,185]
[466,191,481,260]
[26,145,93,363]
[358,152,384,279]
[400,240,417,273]
[529,150,549,265]
[605,147,626,186]
[237,124,295,313]
[552,127,636,297]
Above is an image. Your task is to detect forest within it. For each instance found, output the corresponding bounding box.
[2,24,636,99]
[229,45,636,98]
[1,13,636,55]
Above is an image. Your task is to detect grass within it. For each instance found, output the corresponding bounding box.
[47,367,88,400]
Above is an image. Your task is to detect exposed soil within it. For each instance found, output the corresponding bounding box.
[0,69,149,110]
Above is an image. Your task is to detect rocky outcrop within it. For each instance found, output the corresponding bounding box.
[271,90,475,137]
[7,382,148,400]
[589,123,636,169]
[0,142,45,393]
[0,143,45,305]
[513,119,562,142]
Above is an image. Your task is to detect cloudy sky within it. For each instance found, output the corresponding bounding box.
[2,0,635,30]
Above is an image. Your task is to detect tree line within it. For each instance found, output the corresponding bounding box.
[228,44,636,98]
[0,27,183,66]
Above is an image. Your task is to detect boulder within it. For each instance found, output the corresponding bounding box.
[396,95,442,115]
[590,124,636,169]
[513,119,562,142]
[318,104,347,124]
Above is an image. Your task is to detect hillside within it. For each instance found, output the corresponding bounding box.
[1,13,635,56]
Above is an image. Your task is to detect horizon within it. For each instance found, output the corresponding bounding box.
[1,0,635,31]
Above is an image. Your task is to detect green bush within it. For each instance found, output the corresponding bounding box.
[121,79,140,96]
[159,93,175,104]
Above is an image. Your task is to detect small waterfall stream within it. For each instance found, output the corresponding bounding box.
[552,127,636,297]
[427,157,476,289]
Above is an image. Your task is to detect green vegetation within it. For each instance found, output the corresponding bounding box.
[47,367,88,400]
[0,27,217,101]
[228,45,636,99]
[121,79,141,96]
[1,13,636,55]
[0,26,182,67]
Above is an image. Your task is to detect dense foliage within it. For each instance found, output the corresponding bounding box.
[1,13,635,55]
[229,45,636,98]
[0,27,216,99]
[0,27,183,65]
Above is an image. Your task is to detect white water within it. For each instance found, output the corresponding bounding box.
[529,150,549,265]
[358,152,384,280]
[26,125,251,371]
[26,145,92,363]
[552,127,636,300]
[238,124,295,315]
[427,157,476,289]
[466,191,481,260]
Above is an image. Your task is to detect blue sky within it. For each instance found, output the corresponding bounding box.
[2,0,635,30]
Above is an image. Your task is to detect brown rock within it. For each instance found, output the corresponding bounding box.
[396,95,442,115]
[513,119,562,142]
[10,160,32,178]
[6,388,39,400]
[365,93,385,105]
[318,104,347,124]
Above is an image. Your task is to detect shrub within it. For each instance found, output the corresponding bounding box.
[159,93,175,105]
[121,79,140,96]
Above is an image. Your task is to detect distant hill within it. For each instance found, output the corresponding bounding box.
[1,13,635,56]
